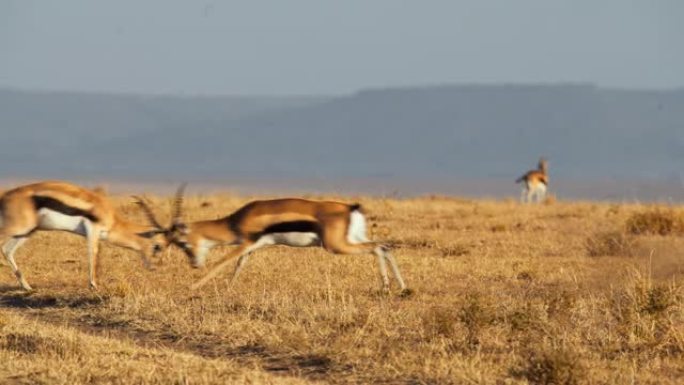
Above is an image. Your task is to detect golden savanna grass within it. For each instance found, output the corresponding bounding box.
[1,193,683,384]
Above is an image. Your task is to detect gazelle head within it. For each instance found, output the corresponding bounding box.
[134,184,197,266]
[538,157,548,173]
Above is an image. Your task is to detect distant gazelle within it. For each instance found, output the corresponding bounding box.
[516,157,549,203]
[137,188,410,295]
[0,181,167,290]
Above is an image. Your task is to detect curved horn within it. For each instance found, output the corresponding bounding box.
[171,183,187,225]
[133,196,164,230]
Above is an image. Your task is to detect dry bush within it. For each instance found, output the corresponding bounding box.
[609,271,684,357]
[441,244,470,257]
[585,230,638,257]
[458,292,496,349]
[0,332,81,358]
[625,208,684,235]
[511,345,586,385]
[423,307,459,339]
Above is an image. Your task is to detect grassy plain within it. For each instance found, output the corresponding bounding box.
[1,193,683,384]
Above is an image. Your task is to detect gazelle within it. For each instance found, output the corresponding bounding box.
[137,188,410,295]
[516,157,549,203]
[0,181,166,290]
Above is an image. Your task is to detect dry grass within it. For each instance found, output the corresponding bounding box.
[1,194,683,384]
[625,207,684,236]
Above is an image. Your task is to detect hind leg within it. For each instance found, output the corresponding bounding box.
[373,246,391,292]
[322,221,407,293]
[1,236,31,290]
[376,247,408,293]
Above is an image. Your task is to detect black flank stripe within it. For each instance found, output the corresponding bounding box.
[32,196,99,222]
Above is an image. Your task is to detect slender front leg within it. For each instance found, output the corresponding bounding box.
[84,221,101,290]
[537,185,547,203]
[526,187,534,204]
[191,242,255,290]
[2,237,31,290]
[230,252,251,285]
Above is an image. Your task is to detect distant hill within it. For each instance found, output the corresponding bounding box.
[1,84,683,190]
[0,88,327,173]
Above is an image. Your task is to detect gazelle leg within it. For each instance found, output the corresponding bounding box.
[230,252,251,285]
[2,237,31,290]
[191,242,256,290]
[373,247,390,292]
[380,248,408,292]
[322,221,409,293]
[84,221,101,290]
[538,185,547,203]
[228,235,280,285]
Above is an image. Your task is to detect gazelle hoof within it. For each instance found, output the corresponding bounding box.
[399,288,414,298]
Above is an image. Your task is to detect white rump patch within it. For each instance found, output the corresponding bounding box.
[347,210,369,244]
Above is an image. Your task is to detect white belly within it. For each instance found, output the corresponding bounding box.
[37,208,89,236]
[267,232,321,247]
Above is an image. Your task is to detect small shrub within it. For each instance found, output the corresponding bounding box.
[490,223,508,232]
[625,208,684,236]
[0,333,80,358]
[516,271,535,282]
[585,230,637,257]
[640,284,676,316]
[512,346,585,385]
[458,293,495,348]
[423,307,458,339]
[509,308,537,332]
[108,281,135,298]
[441,244,470,257]
[546,290,578,320]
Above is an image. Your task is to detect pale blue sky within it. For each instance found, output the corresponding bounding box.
[1,1,682,95]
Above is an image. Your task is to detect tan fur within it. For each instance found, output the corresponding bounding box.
[0,181,165,290]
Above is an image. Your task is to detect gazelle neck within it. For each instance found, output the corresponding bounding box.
[107,215,158,251]
[188,217,240,245]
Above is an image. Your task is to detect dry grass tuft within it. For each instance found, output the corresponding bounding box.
[458,292,496,349]
[585,230,638,257]
[0,332,81,358]
[512,345,586,385]
[625,207,684,235]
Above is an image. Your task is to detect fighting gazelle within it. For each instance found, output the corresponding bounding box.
[0,181,167,290]
[516,157,549,203]
[137,187,411,295]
